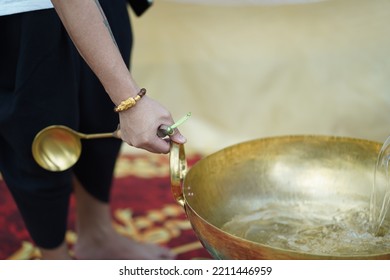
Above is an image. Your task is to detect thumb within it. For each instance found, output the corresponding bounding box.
[169,129,187,144]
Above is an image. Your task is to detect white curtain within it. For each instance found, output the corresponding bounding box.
[123,0,390,155]
[163,0,326,6]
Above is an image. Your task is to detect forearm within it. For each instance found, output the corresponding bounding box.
[50,0,187,153]
[50,0,139,104]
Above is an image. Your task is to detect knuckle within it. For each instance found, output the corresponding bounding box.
[132,135,151,149]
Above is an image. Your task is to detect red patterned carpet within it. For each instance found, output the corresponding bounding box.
[0,153,212,260]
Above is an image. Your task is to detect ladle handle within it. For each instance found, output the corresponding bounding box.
[82,131,120,139]
[80,124,121,139]
[169,142,187,208]
[85,125,172,140]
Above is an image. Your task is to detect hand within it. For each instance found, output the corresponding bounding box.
[118,96,187,153]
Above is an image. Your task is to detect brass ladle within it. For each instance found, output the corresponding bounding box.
[32,113,191,172]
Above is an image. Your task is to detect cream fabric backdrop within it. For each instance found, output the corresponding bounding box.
[121,0,390,155]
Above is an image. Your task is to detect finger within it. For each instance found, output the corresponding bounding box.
[145,137,171,154]
[114,128,122,139]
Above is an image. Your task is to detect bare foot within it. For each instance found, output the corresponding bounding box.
[40,242,73,260]
[74,230,176,260]
[72,177,176,260]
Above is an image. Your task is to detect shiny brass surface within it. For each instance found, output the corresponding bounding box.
[170,135,390,259]
[32,125,118,172]
[170,142,188,207]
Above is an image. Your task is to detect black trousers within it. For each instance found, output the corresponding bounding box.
[0,0,132,249]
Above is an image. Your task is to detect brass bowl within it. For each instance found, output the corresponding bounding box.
[170,135,390,259]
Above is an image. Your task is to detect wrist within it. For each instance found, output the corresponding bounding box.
[113,88,147,113]
[104,73,141,106]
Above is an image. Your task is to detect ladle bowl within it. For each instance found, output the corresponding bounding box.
[32,125,119,172]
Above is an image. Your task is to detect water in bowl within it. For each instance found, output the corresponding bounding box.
[221,200,390,256]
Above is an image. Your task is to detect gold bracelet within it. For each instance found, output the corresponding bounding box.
[113,88,146,113]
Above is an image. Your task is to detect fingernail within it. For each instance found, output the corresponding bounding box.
[175,134,187,143]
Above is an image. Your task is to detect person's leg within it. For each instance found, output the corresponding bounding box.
[72,177,175,259]
[0,11,80,259]
[72,0,175,259]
